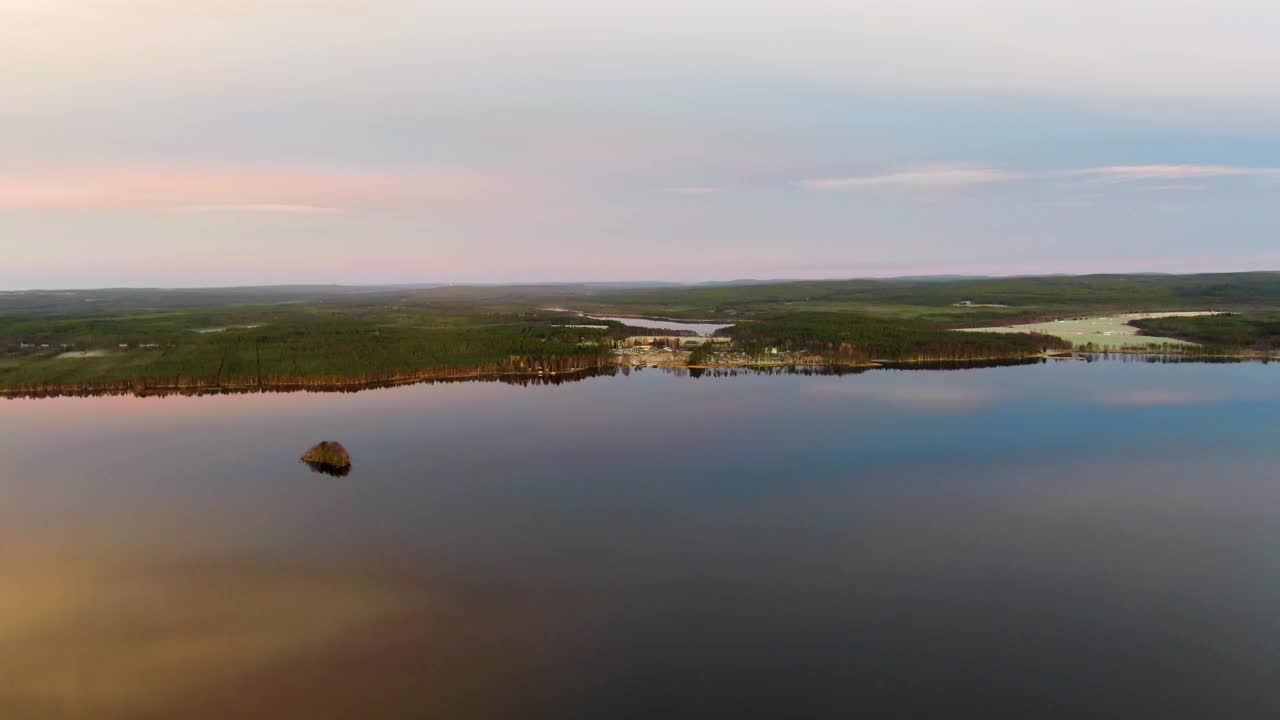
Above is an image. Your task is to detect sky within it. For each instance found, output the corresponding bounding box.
[3,0,1280,289]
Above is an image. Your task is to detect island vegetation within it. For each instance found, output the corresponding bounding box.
[301,441,353,476]
[2,272,1278,396]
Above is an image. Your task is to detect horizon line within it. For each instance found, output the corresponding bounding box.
[4,269,1279,294]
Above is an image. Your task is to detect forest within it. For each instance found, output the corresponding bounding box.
[0,305,615,395]
[1128,313,1280,353]
[554,272,1280,321]
[724,312,1070,362]
[3,272,1278,394]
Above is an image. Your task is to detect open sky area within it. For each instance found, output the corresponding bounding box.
[3,1,1280,289]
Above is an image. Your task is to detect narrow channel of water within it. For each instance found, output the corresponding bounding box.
[583,314,734,336]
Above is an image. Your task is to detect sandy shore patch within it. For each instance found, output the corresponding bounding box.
[957,311,1224,349]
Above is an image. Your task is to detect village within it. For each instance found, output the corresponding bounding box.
[608,335,803,368]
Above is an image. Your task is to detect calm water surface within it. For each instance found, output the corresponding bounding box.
[2,360,1279,718]
[584,314,734,336]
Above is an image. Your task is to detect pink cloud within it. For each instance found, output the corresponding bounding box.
[799,165,1025,191]
[799,163,1280,192]
[1079,164,1280,182]
[0,166,548,213]
[168,203,341,215]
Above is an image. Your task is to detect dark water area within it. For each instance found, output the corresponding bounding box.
[2,360,1279,718]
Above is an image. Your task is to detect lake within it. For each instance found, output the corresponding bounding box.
[543,308,734,336]
[2,359,1279,718]
[584,314,734,336]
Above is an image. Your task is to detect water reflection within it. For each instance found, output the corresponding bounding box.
[2,360,1279,717]
[303,461,352,477]
[0,547,563,720]
[0,359,1061,400]
[0,365,620,400]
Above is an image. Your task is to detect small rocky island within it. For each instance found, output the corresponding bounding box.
[300,441,352,476]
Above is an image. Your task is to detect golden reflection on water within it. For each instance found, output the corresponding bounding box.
[0,545,561,720]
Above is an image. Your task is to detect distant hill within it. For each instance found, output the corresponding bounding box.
[5,272,1279,316]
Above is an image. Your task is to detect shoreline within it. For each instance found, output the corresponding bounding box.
[4,350,1273,399]
[0,365,612,399]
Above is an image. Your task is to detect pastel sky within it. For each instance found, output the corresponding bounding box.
[3,0,1280,289]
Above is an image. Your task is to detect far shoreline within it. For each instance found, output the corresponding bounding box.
[2,351,1273,400]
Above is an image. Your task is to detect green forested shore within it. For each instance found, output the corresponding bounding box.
[724,312,1070,362]
[3,272,1278,394]
[1126,313,1280,354]
[0,310,615,394]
